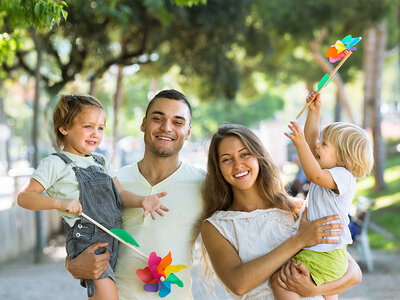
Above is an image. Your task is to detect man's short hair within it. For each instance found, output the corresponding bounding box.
[145,89,192,122]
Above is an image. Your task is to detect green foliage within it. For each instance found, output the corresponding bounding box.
[191,91,284,139]
[356,154,400,251]
[1,0,67,30]
[0,0,67,64]
[170,0,207,7]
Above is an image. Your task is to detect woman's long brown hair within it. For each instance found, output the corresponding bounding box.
[202,123,298,221]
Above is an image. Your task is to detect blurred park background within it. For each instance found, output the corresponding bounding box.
[0,0,399,299]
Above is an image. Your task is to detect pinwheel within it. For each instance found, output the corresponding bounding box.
[81,212,187,298]
[296,35,362,119]
[136,251,187,298]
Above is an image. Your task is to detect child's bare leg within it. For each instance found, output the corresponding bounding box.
[89,277,118,300]
[270,271,301,300]
[323,295,338,300]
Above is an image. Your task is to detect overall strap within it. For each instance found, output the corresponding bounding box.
[52,152,74,164]
[86,153,105,167]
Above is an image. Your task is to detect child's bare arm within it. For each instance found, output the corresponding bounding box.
[113,177,168,219]
[17,178,82,214]
[285,122,336,190]
[304,92,321,158]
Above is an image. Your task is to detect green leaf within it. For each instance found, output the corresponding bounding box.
[110,228,139,247]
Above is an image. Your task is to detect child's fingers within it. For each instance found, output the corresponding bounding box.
[288,124,298,135]
[155,209,165,217]
[160,204,169,212]
[155,192,167,199]
[290,121,301,132]
[150,211,156,220]
[284,132,294,141]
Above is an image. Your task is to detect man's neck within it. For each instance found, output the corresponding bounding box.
[137,153,182,186]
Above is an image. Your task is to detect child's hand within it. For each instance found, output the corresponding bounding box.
[306,91,321,112]
[57,198,82,215]
[142,192,169,220]
[284,121,306,146]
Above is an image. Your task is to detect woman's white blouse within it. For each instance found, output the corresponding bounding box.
[206,208,323,300]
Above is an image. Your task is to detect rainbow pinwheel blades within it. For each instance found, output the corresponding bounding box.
[325,35,362,63]
[136,251,187,298]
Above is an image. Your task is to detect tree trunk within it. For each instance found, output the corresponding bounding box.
[310,40,354,123]
[89,77,97,96]
[111,65,124,165]
[363,23,387,191]
[334,91,342,122]
[31,28,46,263]
[0,79,11,172]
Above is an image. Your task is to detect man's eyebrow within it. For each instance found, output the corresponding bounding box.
[150,111,187,122]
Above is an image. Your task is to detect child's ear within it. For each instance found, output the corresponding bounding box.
[59,126,68,136]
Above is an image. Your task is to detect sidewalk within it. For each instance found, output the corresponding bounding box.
[0,237,399,299]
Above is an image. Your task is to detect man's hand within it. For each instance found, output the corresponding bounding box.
[65,242,110,279]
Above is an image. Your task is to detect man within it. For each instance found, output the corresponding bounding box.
[66,89,205,299]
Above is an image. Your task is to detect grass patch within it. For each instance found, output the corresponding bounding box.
[355,154,400,251]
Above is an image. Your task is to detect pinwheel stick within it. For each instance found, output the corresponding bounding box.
[296,50,352,119]
[81,212,149,260]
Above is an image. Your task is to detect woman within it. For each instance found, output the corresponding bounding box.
[201,124,361,299]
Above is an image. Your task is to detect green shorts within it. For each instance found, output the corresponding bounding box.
[294,246,348,286]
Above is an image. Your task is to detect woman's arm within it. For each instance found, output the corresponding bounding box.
[201,210,342,296]
[17,178,82,214]
[277,253,361,297]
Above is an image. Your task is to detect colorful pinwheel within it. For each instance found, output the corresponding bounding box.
[296,34,362,119]
[137,251,187,298]
[325,35,361,63]
[80,213,187,298]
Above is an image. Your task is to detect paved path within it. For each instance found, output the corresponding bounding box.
[0,238,399,300]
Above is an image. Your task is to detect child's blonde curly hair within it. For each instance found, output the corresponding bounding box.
[322,122,374,178]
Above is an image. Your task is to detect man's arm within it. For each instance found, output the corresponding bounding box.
[277,254,361,297]
[65,242,110,279]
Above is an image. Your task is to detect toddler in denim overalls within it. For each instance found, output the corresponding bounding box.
[18,93,168,299]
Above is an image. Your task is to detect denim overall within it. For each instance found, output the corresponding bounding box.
[53,153,123,297]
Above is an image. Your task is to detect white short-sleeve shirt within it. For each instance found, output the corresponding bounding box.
[300,167,356,252]
[115,162,205,300]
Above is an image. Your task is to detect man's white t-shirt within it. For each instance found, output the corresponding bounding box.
[115,162,205,300]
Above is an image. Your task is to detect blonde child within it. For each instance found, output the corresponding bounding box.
[18,93,169,300]
[271,92,374,300]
